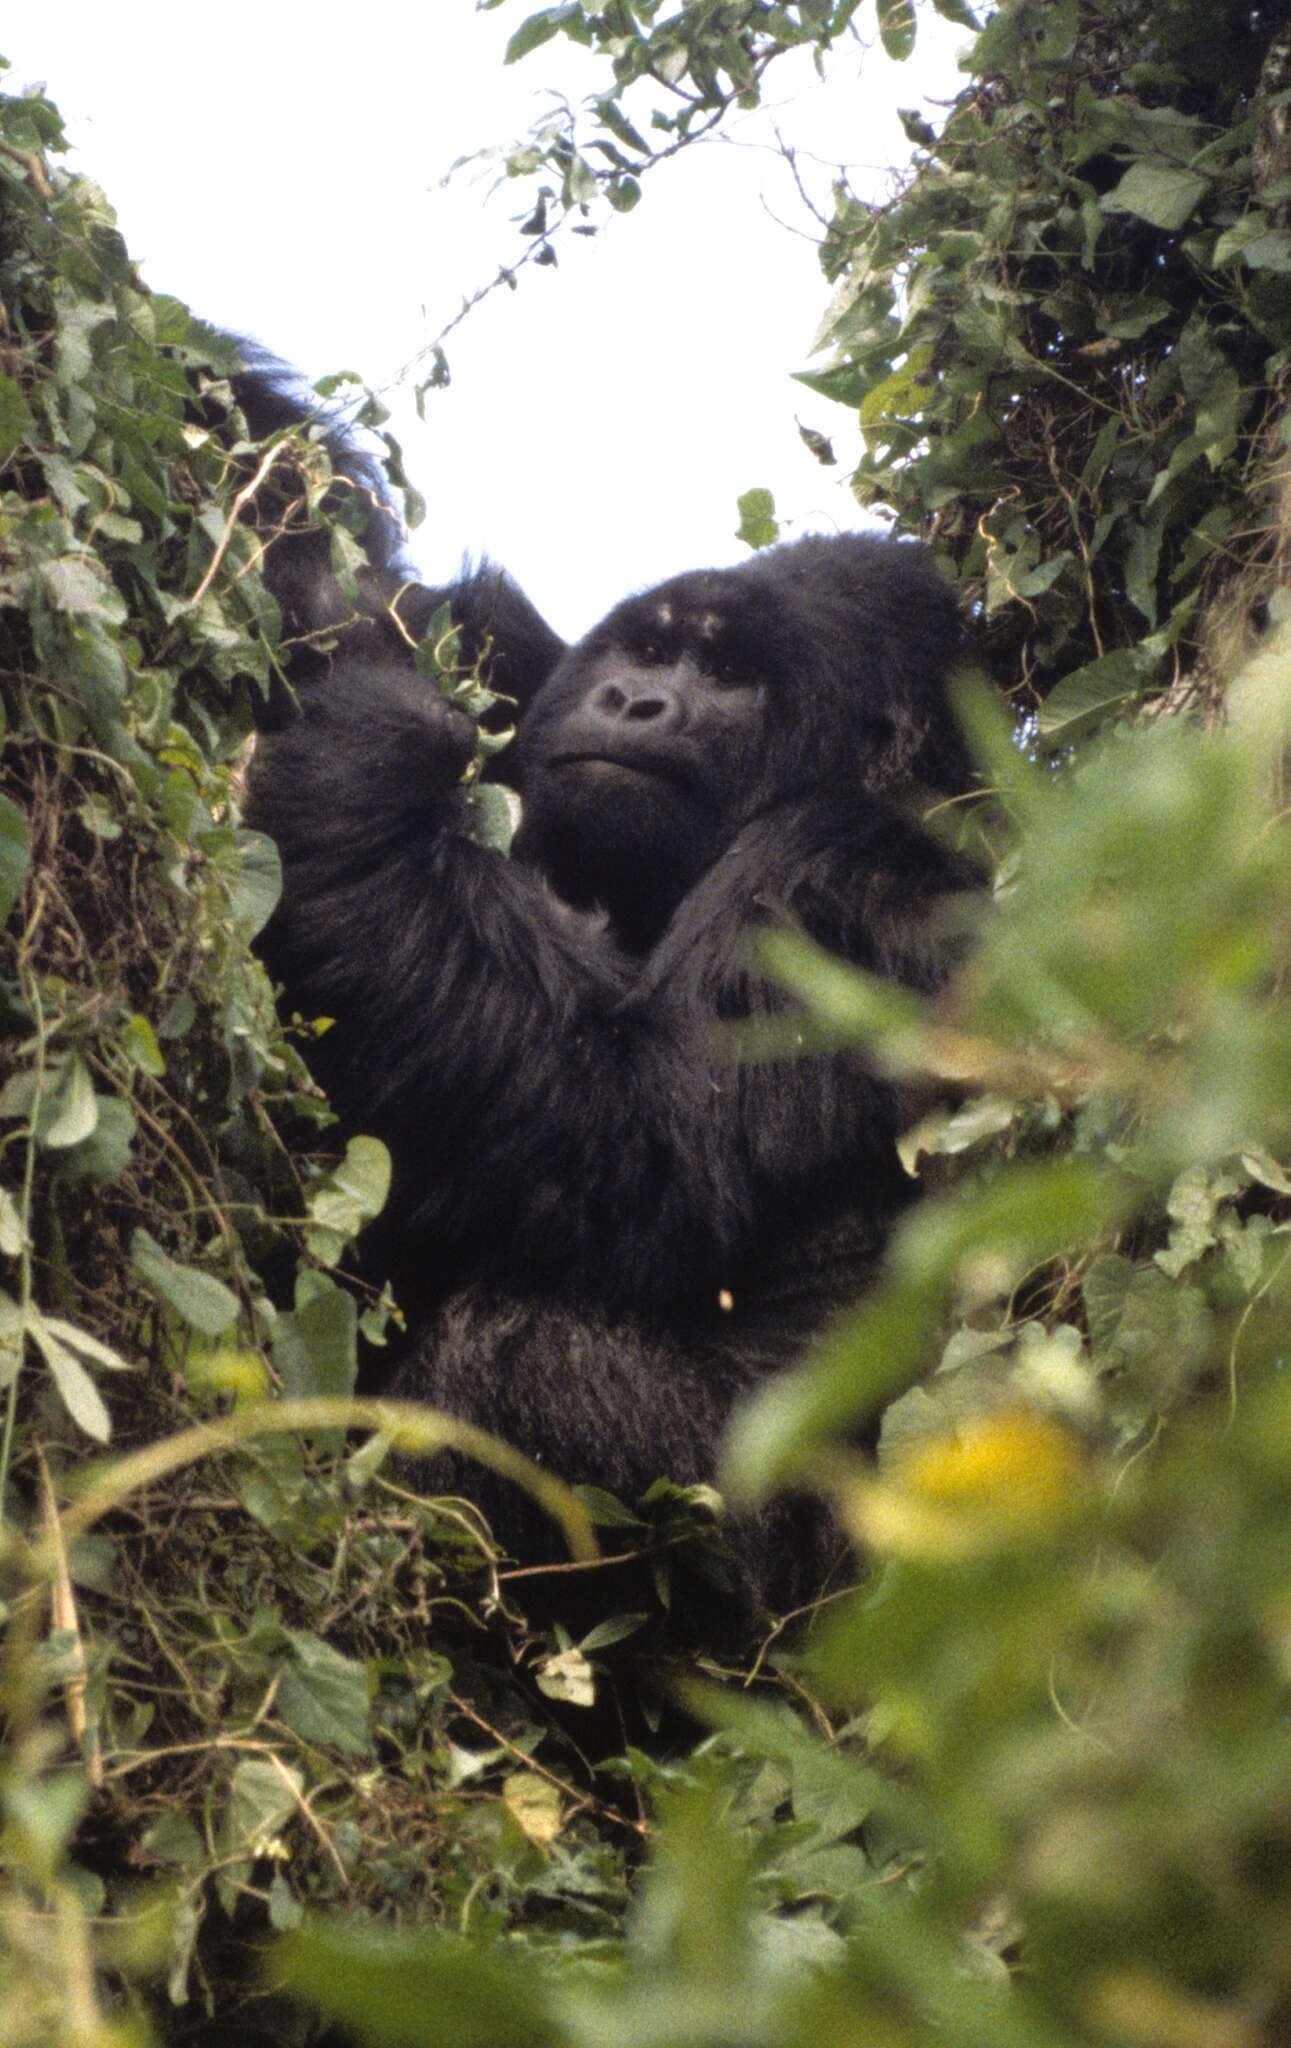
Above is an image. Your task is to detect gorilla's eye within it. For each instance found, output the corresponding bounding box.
[711,655,759,689]
[637,639,662,664]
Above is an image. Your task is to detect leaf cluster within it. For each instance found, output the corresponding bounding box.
[453,0,974,271]
[0,71,673,2046]
[804,0,1291,742]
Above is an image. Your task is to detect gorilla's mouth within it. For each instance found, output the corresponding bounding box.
[549,753,717,818]
[550,751,698,792]
[549,751,675,793]
[551,752,657,776]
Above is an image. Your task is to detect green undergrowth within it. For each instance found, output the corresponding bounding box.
[0,73,725,2043]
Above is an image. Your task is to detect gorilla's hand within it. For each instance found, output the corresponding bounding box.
[310,664,476,786]
[249,661,478,881]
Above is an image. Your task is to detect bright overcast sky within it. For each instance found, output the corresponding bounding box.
[3,4,966,641]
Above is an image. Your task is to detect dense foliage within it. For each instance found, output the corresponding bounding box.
[4,2,1291,2044]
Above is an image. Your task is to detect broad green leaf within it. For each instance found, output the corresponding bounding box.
[575,1483,644,1528]
[858,346,932,429]
[503,1769,564,1841]
[1213,212,1274,265]
[76,794,122,840]
[278,1631,371,1756]
[1240,229,1291,272]
[54,1097,136,1184]
[139,1812,205,1872]
[333,1134,390,1211]
[225,1757,300,1860]
[304,1137,390,1262]
[42,1058,99,1150]
[1082,1251,1134,1349]
[1036,648,1153,749]
[131,1227,239,1336]
[39,553,128,622]
[272,1275,357,1399]
[1102,160,1208,232]
[276,1924,563,2048]
[735,487,779,550]
[230,829,282,936]
[268,1872,303,1932]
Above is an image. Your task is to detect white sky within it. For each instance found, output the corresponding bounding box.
[3,4,966,641]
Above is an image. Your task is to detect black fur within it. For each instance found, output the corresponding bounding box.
[241,369,971,1620]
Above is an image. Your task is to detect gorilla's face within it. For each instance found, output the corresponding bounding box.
[515,570,776,950]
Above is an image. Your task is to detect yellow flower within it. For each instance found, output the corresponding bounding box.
[834,1409,1088,1559]
[901,1408,1087,1517]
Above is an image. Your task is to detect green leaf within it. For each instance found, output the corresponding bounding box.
[465,781,520,855]
[304,1136,391,1262]
[0,374,33,470]
[131,1227,239,1336]
[120,1013,165,1078]
[1213,212,1273,265]
[858,346,933,430]
[0,793,28,925]
[42,1317,131,1372]
[29,1316,111,1442]
[735,487,779,550]
[275,1924,564,2048]
[1123,507,1167,625]
[1240,229,1291,273]
[76,794,122,841]
[268,1871,303,1933]
[54,1097,136,1184]
[39,554,128,622]
[139,1812,205,1872]
[0,1188,24,1258]
[575,1484,645,1529]
[1036,648,1153,749]
[1082,1251,1134,1350]
[42,1058,99,1150]
[230,829,282,936]
[272,1275,358,1400]
[225,1756,300,1860]
[792,361,868,407]
[876,0,917,60]
[1102,160,1208,232]
[595,96,649,157]
[504,5,581,64]
[277,1631,372,1756]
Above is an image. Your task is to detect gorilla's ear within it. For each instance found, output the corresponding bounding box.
[397,564,566,715]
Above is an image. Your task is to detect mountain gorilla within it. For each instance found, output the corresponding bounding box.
[239,368,972,1620]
